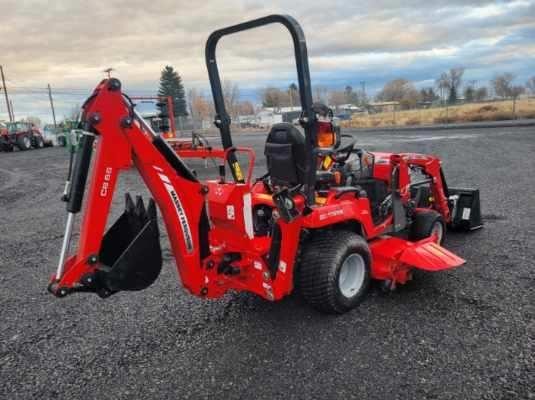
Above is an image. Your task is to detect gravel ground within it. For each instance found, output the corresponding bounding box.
[0,126,533,400]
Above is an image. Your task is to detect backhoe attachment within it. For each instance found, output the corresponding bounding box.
[49,78,208,299]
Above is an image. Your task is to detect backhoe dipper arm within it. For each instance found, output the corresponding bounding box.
[49,79,210,298]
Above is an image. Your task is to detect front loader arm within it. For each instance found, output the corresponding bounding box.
[50,79,210,298]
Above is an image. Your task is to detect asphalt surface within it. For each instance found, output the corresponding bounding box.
[0,126,534,400]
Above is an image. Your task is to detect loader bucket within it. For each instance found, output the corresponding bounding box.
[93,193,162,297]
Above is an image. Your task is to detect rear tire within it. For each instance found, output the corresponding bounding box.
[299,230,371,314]
[17,135,31,151]
[4,143,14,152]
[410,210,445,244]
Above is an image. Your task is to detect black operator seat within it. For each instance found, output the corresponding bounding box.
[264,123,307,187]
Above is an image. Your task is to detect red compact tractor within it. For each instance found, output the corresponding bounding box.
[0,121,52,151]
[49,15,481,313]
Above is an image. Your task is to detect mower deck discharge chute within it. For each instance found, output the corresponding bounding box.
[49,14,481,313]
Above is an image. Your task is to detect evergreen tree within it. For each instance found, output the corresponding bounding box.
[157,65,188,117]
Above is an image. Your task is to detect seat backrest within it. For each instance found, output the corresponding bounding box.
[264,123,307,186]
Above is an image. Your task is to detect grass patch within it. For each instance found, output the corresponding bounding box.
[342,98,535,128]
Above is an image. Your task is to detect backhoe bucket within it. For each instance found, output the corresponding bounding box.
[93,193,162,297]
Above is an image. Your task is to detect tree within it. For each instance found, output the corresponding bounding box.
[510,85,525,118]
[525,76,535,95]
[463,85,475,102]
[23,116,41,127]
[474,87,488,102]
[328,91,347,108]
[188,88,212,127]
[237,101,254,115]
[158,65,188,117]
[223,80,240,118]
[376,78,419,109]
[66,103,81,121]
[288,83,300,108]
[419,87,438,103]
[491,73,514,98]
[436,67,464,104]
[435,73,449,103]
[312,85,329,103]
[344,85,360,104]
[261,87,289,108]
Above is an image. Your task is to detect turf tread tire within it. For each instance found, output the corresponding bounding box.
[299,230,371,314]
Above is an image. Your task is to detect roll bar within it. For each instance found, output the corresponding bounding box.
[205,14,317,202]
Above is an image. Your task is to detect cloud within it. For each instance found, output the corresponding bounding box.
[0,0,534,122]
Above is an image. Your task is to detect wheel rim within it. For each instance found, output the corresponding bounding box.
[24,137,30,147]
[338,253,366,298]
[432,221,444,243]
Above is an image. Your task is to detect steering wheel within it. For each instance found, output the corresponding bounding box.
[332,134,359,163]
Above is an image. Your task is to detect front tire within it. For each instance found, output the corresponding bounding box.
[299,230,371,314]
[410,210,445,244]
[33,136,44,149]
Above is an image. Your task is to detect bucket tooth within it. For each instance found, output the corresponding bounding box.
[135,196,146,219]
[147,198,157,220]
[125,192,135,214]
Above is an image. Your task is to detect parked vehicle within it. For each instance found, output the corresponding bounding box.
[0,121,52,151]
[49,15,481,315]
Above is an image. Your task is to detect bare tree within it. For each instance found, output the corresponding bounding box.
[510,85,525,118]
[261,87,290,108]
[328,91,347,109]
[223,80,240,118]
[188,88,213,128]
[436,68,464,104]
[526,76,535,96]
[237,101,255,115]
[436,73,450,103]
[66,103,81,121]
[313,85,329,104]
[376,79,419,109]
[23,116,42,127]
[474,87,488,102]
[491,73,515,98]
[419,87,438,103]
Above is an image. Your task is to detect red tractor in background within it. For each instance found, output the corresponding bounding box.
[49,15,481,314]
[0,121,52,151]
[131,96,176,139]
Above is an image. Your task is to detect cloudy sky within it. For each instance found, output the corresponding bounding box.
[1,0,534,122]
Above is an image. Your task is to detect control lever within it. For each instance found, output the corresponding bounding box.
[272,188,300,222]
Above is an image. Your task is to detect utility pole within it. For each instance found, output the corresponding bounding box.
[47,84,57,131]
[0,65,13,122]
[9,100,15,121]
